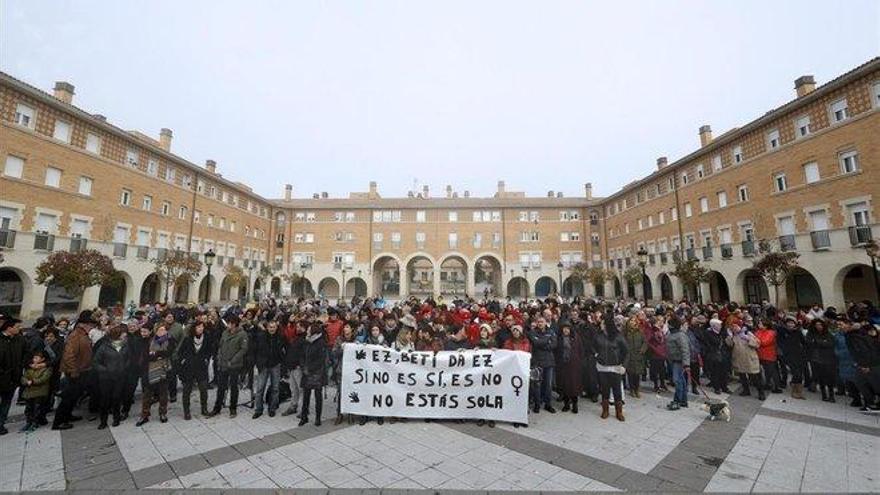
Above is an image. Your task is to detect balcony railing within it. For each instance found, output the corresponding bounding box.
[659,252,668,265]
[779,235,797,252]
[591,239,600,247]
[34,233,55,251]
[0,229,15,249]
[672,250,682,263]
[275,240,284,248]
[648,253,656,266]
[686,247,697,261]
[590,218,599,226]
[721,243,733,259]
[189,252,200,261]
[216,255,224,266]
[616,259,623,269]
[69,237,88,252]
[333,262,343,270]
[113,242,128,258]
[810,230,831,250]
[742,240,756,257]
[625,258,632,268]
[702,245,713,260]
[849,225,873,246]
[156,247,168,260]
[136,245,149,259]
[273,262,283,271]
[592,261,603,268]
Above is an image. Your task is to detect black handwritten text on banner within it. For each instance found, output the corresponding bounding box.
[340,344,530,424]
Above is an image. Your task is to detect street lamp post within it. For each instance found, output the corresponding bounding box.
[299,263,307,297]
[246,263,254,301]
[865,240,880,304]
[637,247,648,302]
[357,269,363,297]
[557,261,564,298]
[523,266,530,299]
[341,267,347,301]
[203,249,216,303]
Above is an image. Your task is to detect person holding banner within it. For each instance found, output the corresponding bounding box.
[594,311,629,421]
[332,323,357,425]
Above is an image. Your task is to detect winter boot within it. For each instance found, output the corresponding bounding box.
[614,403,625,422]
[791,383,806,400]
[600,400,610,419]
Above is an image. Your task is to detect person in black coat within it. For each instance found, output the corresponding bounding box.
[777,316,807,398]
[0,317,25,436]
[527,316,558,413]
[845,321,880,411]
[299,323,328,427]
[91,324,129,428]
[251,320,286,418]
[121,324,149,420]
[593,311,628,421]
[177,321,212,419]
[806,319,837,402]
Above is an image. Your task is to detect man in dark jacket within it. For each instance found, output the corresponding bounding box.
[593,311,628,421]
[299,323,328,426]
[665,317,691,410]
[282,320,306,416]
[528,316,558,413]
[0,317,24,435]
[209,314,249,418]
[252,320,286,418]
[777,316,807,399]
[53,310,97,430]
[846,321,880,411]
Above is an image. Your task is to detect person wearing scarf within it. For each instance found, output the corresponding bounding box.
[594,310,629,421]
[703,318,731,394]
[92,324,129,429]
[136,324,172,426]
[555,322,584,413]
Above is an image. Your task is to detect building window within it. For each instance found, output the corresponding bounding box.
[142,195,152,211]
[53,120,71,143]
[448,211,458,222]
[717,191,728,208]
[712,155,722,172]
[681,173,690,185]
[85,133,102,154]
[671,207,678,221]
[767,129,780,150]
[161,201,170,216]
[14,103,35,129]
[738,184,749,202]
[45,167,61,188]
[777,215,796,237]
[803,162,820,184]
[733,145,743,164]
[872,81,880,108]
[684,203,692,218]
[448,232,458,248]
[560,232,570,242]
[659,211,665,224]
[4,155,24,178]
[520,231,539,242]
[473,232,482,248]
[848,201,871,226]
[120,189,132,206]
[147,159,158,176]
[795,115,811,138]
[699,197,709,213]
[696,164,704,179]
[165,166,176,183]
[774,173,787,192]
[416,210,426,222]
[193,210,201,223]
[840,150,859,174]
[637,219,643,230]
[78,176,93,196]
[178,206,188,219]
[830,98,849,123]
[126,149,139,167]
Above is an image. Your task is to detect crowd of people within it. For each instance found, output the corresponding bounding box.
[1,292,879,436]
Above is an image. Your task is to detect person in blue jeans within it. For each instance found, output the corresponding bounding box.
[528,316,558,413]
[251,320,286,419]
[665,316,691,410]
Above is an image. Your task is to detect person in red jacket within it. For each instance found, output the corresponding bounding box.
[324,310,344,348]
[503,325,531,353]
[754,319,782,393]
[645,319,668,392]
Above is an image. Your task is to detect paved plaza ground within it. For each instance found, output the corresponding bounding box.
[1,381,878,494]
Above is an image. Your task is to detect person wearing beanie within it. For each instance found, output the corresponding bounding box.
[665,317,691,410]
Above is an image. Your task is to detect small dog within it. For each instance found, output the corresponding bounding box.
[701,399,731,422]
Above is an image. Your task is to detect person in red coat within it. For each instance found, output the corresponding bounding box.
[555,322,584,413]
[503,325,531,353]
[754,319,782,393]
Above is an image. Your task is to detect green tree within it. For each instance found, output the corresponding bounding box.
[35,249,116,306]
[752,238,800,308]
[672,258,710,303]
[153,249,203,303]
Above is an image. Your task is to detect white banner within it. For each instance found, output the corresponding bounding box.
[340,344,530,424]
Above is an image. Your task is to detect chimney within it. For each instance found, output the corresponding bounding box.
[656,156,668,169]
[446,185,453,198]
[321,192,328,199]
[159,128,173,151]
[205,159,217,174]
[93,114,106,122]
[422,185,429,198]
[699,125,713,147]
[794,75,816,98]
[53,81,75,104]
[584,183,593,199]
[464,190,470,198]
[284,184,293,201]
[368,181,378,197]
[547,190,554,198]
[556,192,563,198]
[496,180,506,196]
[313,193,320,199]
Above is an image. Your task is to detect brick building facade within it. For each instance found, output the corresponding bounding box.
[0,58,878,318]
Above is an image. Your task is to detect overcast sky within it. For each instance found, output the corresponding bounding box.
[2,1,878,200]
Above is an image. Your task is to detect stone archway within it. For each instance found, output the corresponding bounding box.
[642,274,653,301]
[613,276,622,298]
[474,255,503,298]
[562,276,585,297]
[346,277,368,297]
[174,275,192,303]
[707,271,730,303]
[44,283,81,314]
[197,274,218,303]
[292,277,315,298]
[836,264,878,305]
[439,255,468,297]
[737,269,769,305]
[785,267,822,309]
[318,277,340,299]
[507,276,529,299]
[658,273,674,302]
[406,255,435,297]
[140,273,162,305]
[99,270,131,308]
[372,255,400,298]
[270,276,282,297]
[535,276,557,298]
[0,267,30,318]
[220,274,235,301]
